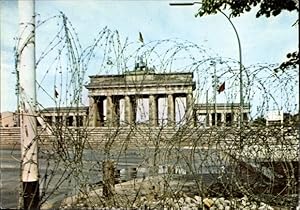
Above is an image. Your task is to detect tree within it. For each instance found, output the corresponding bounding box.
[196,0,298,18]
[196,0,299,71]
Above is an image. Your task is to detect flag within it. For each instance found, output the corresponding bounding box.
[217,82,225,93]
[54,88,59,98]
[138,32,144,44]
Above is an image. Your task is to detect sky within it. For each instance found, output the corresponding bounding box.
[0,0,298,114]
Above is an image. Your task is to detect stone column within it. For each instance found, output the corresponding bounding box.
[113,97,120,126]
[221,112,225,127]
[125,95,132,125]
[149,95,158,126]
[62,115,66,127]
[74,114,78,127]
[92,102,98,127]
[208,113,212,127]
[186,92,194,126]
[233,112,237,127]
[98,98,105,126]
[83,115,87,127]
[106,95,113,126]
[53,113,56,124]
[167,94,175,126]
[88,97,98,127]
[131,97,137,124]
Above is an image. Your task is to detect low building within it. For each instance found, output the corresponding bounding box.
[266,110,283,126]
[39,106,89,127]
[195,103,250,127]
[0,111,18,127]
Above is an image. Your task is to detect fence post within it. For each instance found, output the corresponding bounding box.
[102,160,115,199]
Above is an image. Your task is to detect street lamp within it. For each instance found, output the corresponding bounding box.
[169,2,244,127]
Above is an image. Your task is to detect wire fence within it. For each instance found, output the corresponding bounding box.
[8,12,300,209]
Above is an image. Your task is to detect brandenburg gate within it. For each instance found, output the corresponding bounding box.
[86,63,196,127]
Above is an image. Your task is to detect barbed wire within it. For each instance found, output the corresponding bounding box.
[7,12,299,209]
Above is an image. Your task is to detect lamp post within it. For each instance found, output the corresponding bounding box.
[169,2,244,127]
[211,61,217,126]
[18,0,39,209]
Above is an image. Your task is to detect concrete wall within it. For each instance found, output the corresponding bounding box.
[0,127,20,149]
[1,126,298,155]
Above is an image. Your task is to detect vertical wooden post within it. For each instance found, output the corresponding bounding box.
[102,160,115,199]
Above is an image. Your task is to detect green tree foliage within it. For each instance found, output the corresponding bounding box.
[196,0,299,71]
[275,51,299,72]
[196,0,298,18]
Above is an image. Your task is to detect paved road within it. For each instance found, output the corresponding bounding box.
[1,149,22,209]
[1,147,224,209]
[0,148,144,209]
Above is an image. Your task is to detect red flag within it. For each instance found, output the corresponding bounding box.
[217,82,225,93]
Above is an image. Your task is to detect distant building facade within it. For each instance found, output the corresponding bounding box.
[0,112,18,127]
[266,110,283,126]
[3,62,251,128]
[195,103,250,127]
[38,106,89,127]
